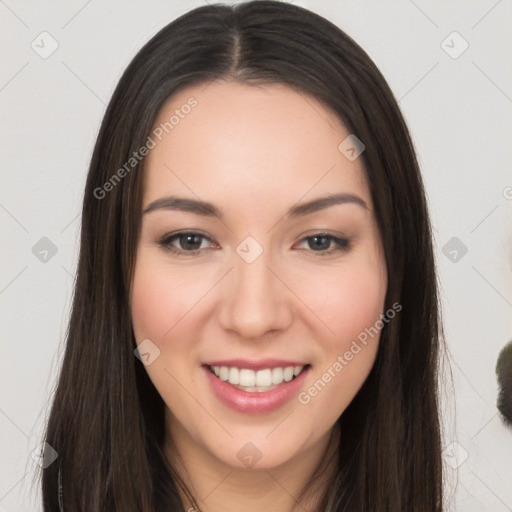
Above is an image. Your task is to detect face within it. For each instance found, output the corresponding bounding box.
[130,80,387,471]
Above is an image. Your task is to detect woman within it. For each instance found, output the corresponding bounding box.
[41,1,446,510]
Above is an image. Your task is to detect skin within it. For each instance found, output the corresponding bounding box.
[130,80,388,511]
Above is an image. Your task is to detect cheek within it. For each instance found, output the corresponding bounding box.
[130,256,200,402]
[296,263,387,420]
[130,254,212,344]
[328,269,386,339]
[131,261,171,343]
[293,257,387,346]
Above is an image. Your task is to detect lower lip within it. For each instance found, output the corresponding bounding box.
[203,365,310,414]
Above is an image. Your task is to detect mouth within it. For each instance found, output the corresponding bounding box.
[205,363,310,392]
[201,360,311,414]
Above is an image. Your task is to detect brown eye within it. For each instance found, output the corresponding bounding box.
[297,233,351,256]
[158,231,215,254]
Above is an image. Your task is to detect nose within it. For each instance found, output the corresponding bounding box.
[217,248,293,340]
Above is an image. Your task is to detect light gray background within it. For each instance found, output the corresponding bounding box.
[1,1,511,510]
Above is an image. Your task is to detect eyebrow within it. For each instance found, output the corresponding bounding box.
[142,193,369,219]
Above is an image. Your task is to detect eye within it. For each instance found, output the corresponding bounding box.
[157,231,351,257]
[157,231,217,255]
[295,233,351,256]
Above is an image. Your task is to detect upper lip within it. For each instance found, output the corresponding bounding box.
[203,359,310,371]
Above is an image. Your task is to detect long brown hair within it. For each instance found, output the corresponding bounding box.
[41,1,447,510]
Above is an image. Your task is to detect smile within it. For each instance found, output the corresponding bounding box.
[207,364,307,392]
[202,360,311,414]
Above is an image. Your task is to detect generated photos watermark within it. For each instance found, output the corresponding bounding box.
[297,301,402,405]
[93,96,198,200]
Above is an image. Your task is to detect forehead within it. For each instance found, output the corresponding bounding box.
[142,80,371,214]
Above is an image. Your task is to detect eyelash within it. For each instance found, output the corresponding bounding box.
[157,231,352,257]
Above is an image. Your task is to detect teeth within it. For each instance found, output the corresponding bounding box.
[256,369,272,387]
[236,385,277,392]
[283,367,294,382]
[271,367,283,384]
[209,364,305,389]
[219,366,229,381]
[239,369,255,387]
[228,367,239,385]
